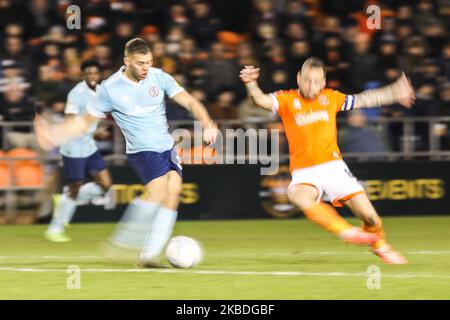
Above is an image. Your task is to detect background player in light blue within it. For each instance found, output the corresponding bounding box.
[35,38,218,267]
[45,60,113,242]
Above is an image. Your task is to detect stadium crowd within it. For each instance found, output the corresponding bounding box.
[0,0,449,154]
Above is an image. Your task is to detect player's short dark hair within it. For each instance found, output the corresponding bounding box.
[300,57,326,76]
[124,38,151,56]
[80,60,102,72]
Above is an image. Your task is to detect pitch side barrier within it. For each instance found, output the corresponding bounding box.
[64,161,450,223]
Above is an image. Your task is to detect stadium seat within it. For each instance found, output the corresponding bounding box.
[0,150,12,187]
[7,148,44,187]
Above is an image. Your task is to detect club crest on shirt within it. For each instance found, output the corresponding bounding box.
[318,95,329,106]
[149,86,160,97]
[293,98,302,109]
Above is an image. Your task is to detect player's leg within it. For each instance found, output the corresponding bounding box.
[92,168,112,193]
[92,168,116,209]
[109,173,166,249]
[46,181,82,242]
[345,194,408,264]
[45,156,87,242]
[138,149,183,267]
[139,170,181,264]
[287,184,376,244]
[76,151,112,206]
[287,164,378,245]
[288,184,351,233]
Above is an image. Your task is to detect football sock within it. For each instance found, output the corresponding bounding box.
[76,182,104,204]
[141,207,178,257]
[111,198,159,248]
[47,194,77,233]
[303,202,353,234]
[363,219,386,250]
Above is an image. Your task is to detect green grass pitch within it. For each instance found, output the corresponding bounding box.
[0,216,449,299]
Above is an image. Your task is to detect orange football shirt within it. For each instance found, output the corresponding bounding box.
[271,88,354,172]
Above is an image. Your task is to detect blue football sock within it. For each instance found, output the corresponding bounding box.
[47,194,77,233]
[141,207,178,257]
[76,182,104,204]
[110,198,160,248]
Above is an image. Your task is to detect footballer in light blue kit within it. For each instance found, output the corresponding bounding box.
[45,60,114,243]
[35,38,218,267]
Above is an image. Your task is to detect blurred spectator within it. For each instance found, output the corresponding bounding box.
[0,0,447,157]
[188,0,221,49]
[204,42,240,95]
[289,40,311,70]
[177,37,199,74]
[34,65,62,103]
[238,97,276,120]
[168,3,190,28]
[422,20,446,58]
[24,0,61,38]
[413,0,440,34]
[284,0,309,24]
[439,82,450,116]
[339,111,390,157]
[284,22,309,42]
[91,44,115,71]
[2,36,31,74]
[0,61,29,91]
[255,22,279,44]
[413,80,441,150]
[186,62,208,89]
[236,42,260,68]
[209,89,238,120]
[378,36,399,70]
[251,0,281,36]
[440,42,450,81]
[399,36,428,77]
[111,20,136,59]
[346,33,379,91]
[396,21,415,44]
[0,83,37,149]
[165,25,186,56]
[140,25,161,46]
[152,41,177,74]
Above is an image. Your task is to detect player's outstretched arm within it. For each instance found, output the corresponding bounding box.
[34,113,98,150]
[353,72,416,110]
[171,90,218,145]
[240,66,273,111]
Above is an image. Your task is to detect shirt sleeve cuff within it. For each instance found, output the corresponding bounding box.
[169,87,185,99]
[269,93,279,114]
[87,105,107,118]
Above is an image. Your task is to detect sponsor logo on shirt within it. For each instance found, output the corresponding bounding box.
[128,104,160,115]
[294,110,330,127]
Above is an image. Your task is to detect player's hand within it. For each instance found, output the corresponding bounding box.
[393,72,416,108]
[239,66,260,83]
[203,122,218,145]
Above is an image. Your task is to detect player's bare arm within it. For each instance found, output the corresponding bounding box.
[171,90,218,145]
[34,113,98,151]
[240,66,273,111]
[352,72,416,110]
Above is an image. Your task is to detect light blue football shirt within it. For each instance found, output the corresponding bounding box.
[59,81,99,158]
[87,66,184,154]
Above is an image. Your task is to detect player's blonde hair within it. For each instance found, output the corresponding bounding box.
[300,57,326,76]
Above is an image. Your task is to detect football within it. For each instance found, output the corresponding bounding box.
[165,236,203,268]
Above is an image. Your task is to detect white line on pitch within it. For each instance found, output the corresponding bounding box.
[0,267,449,280]
[0,251,450,260]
